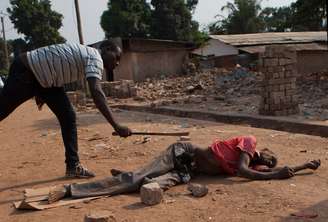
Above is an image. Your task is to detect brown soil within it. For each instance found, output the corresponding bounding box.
[1,100,328,222]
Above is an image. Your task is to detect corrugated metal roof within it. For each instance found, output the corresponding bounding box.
[239,43,328,54]
[210,32,327,46]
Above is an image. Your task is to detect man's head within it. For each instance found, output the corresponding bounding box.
[99,40,122,71]
[252,148,278,168]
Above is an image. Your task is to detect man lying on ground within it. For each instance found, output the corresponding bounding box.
[48,135,321,203]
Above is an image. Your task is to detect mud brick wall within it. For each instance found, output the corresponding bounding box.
[259,45,300,116]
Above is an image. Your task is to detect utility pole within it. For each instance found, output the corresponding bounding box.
[74,0,84,45]
[74,0,88,95]
[0,16,9,70]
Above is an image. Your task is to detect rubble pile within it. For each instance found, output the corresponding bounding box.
[135,68,261,103]
[297,71,328,120]
[102,80,137,98]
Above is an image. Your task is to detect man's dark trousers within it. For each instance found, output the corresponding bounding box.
[0,57,79,167]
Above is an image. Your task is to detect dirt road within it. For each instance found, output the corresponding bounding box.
[0,101,327,222]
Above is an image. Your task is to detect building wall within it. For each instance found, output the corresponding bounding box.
[113,53,135,81]
[113,50,188,82]
[214,55,237,68]
[192,39,239,57]
[297,50,328,75]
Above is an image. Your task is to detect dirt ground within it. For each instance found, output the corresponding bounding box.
[1,100,328,222]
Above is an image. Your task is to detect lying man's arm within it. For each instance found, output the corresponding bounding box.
[237,152,295,180]
[87,77,131,137]
[253,160,321,173]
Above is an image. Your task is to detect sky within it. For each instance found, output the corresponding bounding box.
[0,0,296,45]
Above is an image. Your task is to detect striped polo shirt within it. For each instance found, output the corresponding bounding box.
[26,43,103,88]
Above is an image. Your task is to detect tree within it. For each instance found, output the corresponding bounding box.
[150,0,200,41]
[260,7,293,32]
[210,0,264,34]
[100,0,151,38]
[290,0,326,31]
[7,0,65,49]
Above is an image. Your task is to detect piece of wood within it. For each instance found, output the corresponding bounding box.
[14,187,107,210]
[112,131,189,136]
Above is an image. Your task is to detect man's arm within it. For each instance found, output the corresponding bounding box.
[237,152,294,180]
[253,160,321,173]
[87,77,131,137]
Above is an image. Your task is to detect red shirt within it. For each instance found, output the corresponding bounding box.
[210,136,257,175]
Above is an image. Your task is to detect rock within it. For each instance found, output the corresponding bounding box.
[140,182,163,205]
[186,85,195,93]
[187,183,208,197]
[188,95,204,104]
[84,211,116,222]
[179,136,191,141]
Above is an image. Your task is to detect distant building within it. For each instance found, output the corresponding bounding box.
[92,38,195,82]
[192,32,328,75]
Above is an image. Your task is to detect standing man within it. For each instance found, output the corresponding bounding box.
[0,40,132,178]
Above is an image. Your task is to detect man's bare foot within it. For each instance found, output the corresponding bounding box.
[48,185,68,204]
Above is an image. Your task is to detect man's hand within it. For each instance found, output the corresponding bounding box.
[114,124,132,138]
[305,159,321,170]
[277,166,295,179]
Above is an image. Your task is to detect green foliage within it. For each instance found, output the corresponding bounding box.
[100,0,151,38]
[210,0,327,34]
[260,7,293,32]
[100,0,202,42]
[7,0,65,49]
[290,0,326,31]
[210,0,264,34]
[150,0,200,41]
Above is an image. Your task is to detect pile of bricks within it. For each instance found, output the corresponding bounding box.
[101,80,137,99]
[259,45,299,116]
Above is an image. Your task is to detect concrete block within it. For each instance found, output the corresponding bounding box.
[264,58,279,67]
[140,182,163,206]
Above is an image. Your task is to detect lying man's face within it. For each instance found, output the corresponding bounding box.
[252,148,278,168]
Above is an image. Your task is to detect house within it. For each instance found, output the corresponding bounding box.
[193,32,328,74]
[92,38,195,82]
[191,39,239,68]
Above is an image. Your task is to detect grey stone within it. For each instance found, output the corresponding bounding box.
[187,183,208,197]
[140,182,163,206]
[84,211,116,222]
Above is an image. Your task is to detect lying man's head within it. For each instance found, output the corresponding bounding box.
[99,40,122,71]
[252,148,278,168]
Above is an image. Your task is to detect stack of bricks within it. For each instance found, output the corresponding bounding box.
[101,80,137,98]
[259,45,299,116]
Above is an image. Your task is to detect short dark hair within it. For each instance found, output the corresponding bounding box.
[260,148,278,168]
[99,40,120,53]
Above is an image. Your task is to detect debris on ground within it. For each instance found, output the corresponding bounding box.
[178,136,191,141]
[187,183,209,197]
[84,211,116,222]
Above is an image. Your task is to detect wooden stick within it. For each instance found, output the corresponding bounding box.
[112,131,190,136]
